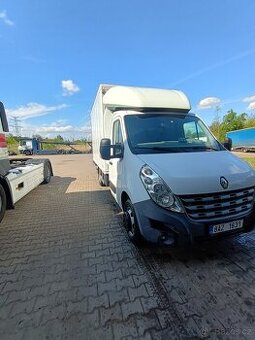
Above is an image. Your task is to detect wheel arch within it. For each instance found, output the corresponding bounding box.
[26,158,53,176]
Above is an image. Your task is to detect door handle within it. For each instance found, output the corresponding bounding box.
[109,161,113,165]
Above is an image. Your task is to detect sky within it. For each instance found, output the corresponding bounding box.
[0,0,255,139]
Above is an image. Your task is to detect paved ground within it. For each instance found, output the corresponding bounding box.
[0,154,255,340]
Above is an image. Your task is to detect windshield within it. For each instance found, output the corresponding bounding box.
[124,113,223,154]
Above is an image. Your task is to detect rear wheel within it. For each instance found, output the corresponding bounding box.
[42,163,51,184]
[0,184,7,223]
[123,199,142,244]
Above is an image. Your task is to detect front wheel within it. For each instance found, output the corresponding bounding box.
[98,169,106,186]
[123,199,142,244]
[0,184,7,223]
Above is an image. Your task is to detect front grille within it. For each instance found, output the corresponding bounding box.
[180,187,255,220]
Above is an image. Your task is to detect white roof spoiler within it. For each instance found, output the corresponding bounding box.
[102,85,191,113]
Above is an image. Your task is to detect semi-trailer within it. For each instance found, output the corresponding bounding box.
[18,138,83,155]
[227,127,255,152]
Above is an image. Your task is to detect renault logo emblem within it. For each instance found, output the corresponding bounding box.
[220,177,228,189]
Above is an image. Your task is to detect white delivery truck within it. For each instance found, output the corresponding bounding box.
[0,102,53,222]
[91,85,255,246]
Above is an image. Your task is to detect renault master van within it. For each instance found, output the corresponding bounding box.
[91,85,255,246]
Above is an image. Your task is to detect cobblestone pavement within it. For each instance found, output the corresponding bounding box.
[0,154,255,339]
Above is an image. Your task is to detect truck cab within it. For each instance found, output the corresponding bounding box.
[0,102,53,222]
[18,138,39,155]
[92,85,255,246]
[18,139,33,155]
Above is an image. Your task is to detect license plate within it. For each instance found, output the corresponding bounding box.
[209,219,243,235]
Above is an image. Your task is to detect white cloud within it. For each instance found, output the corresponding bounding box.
[37,125,74,133]
[0,10,14,26]
[242,95,255,110]
[61,80,80,96]
[36,122,91,134]
[248,101,255,110]
[243,95,255,103]
[6,103,67,120]
[19,121,91,138]
[198,97,221,109]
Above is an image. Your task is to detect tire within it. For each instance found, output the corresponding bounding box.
[0,184,7,223]
[42,163,51,184]
[123,199,142,244]
[24,150,31,156]
[98,169,105,186]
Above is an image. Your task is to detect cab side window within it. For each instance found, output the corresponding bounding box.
[112,120,123,156]
[112,120,123,144]
[183,121,207,142]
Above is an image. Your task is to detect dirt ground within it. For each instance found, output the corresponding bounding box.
[233,151,255,158]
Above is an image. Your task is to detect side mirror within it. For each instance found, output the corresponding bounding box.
[100,138,124,160]
[0,102,9,132]
[223,137,232,151]
[100,138,111,160]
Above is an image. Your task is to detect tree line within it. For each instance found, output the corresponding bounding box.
[209,109,255,142]
[6,134,89,145]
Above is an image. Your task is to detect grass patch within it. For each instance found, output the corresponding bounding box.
[241,158,255,168]
[7,141,19,154]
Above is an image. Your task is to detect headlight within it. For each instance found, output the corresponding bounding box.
[140,165,184,213]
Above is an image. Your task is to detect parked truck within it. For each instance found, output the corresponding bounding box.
[91,85,255,246]
[0,102,53,222]
[227,127,255,152]
[18,138,40,155]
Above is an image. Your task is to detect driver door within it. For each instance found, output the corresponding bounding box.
[109,119,123,199]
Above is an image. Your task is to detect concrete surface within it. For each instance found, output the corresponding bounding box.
[0,154,255,339]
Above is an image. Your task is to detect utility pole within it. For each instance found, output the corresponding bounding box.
[215,105,221,139]
[9,116,22,136]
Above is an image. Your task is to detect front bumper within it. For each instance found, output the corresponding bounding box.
[133,199,255,246]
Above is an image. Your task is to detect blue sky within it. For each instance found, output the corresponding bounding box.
[0,0,255,138]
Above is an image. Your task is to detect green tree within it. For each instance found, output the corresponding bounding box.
[6,135,19,145]
[210,120,222,140]
[209,109,248,142]
[222,109,246,130]
[56,135,64,141]
[244,114,255,128]
[221,110,247,141]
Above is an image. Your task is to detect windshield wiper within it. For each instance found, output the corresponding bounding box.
[135,146,219,153]
[178,146,219,151]
[194,146,218,151]
[135,146,182,152]
[205,147,218,151]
